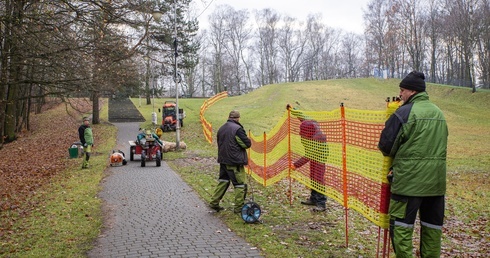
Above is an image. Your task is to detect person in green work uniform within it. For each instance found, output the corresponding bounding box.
[378,71,448,257]
[78,117,94,169]
[209,110,252,213]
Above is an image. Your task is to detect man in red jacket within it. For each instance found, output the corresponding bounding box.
[294,118,329,212]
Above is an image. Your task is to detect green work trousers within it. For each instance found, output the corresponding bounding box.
[389,194,444,258]
[210,164,247,213]
[82,145,92,168]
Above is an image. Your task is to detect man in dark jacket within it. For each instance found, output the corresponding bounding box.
[209,110,252,213]
[378,71,448,257]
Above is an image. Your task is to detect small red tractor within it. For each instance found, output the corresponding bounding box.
[129,129,163,167]
[159,101,185,132]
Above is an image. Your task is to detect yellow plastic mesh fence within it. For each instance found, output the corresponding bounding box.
[198,94,401,230]
[247,104,396,229]
[199,92,228,143]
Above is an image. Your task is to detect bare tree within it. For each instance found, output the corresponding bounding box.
[222,6,252,94]
[364,0,389,77]
[425,0,444,83]
[207,6,228,94]
[339,33,364,78]
[255,8,281,85]
[474,0,490,88]
[278,16,307,82]
[303,14,325,80]
[443,0,476,89]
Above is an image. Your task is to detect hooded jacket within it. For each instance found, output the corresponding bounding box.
[378,91,448,196]
[78,124,93,145]
[294,120,329,183]
[217,119,251,166]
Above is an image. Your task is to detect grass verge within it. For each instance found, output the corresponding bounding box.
[2,78,488,257]
[133,79,490,257]
[0,100,117,257]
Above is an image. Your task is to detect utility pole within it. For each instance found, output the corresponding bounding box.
[173,0,181,150]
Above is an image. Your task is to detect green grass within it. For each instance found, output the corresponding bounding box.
[130,79,490,257]
[2,79,488,257]
[1,100,117,257]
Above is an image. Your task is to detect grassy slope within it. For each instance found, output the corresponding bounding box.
[5,78,486,257]
[133,78,490,257]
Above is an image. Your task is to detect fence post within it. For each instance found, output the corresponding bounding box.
[287,107,293,205]
[247,130,251,176]
[341,103,349,247]
[263,131,267,187]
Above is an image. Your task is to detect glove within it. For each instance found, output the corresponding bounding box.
[83,143,87,147]
[387,170,393,184]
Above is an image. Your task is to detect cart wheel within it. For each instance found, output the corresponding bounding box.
[241,202,261,223]
[141,151,146,167]
[130,146,134,161]
[156,155,161,167]
[155,150,161,167]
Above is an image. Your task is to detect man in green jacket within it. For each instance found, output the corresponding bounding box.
[78,117,94,169]
[378,71,448,257]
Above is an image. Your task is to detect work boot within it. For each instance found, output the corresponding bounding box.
[209,205,224,212]
[301,199,317,206]
[312,206,326,212]
[82,160,89,169]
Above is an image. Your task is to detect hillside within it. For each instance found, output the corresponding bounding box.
[2,78,488,257]
[200,78,490,172]
[175,78,490,256]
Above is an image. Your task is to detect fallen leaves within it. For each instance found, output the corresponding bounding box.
[0,99,93,226]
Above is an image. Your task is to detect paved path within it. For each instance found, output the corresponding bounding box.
[88,101,262,258]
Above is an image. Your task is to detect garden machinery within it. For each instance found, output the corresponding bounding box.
[159,101,185,132]
[129,129,163,167]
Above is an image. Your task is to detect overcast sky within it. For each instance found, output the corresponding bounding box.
[192,0,370,34]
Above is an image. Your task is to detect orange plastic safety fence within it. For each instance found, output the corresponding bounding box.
[199,92,228,143]
[247,105,396,229]
[198,97,401,231]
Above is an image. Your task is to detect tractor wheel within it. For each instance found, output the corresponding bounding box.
[130,146,134,161]
[141,151,146,167]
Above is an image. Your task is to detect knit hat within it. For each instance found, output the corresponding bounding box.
[83,117,90,122]
[399,71,426,92]
[229,110,240,118]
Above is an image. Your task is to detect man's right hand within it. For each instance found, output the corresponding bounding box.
[387,170,393,183]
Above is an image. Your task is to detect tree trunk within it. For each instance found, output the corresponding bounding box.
[92,91,100,125]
